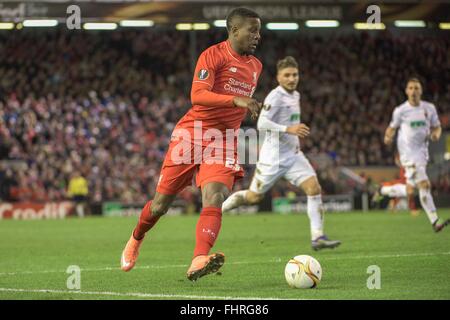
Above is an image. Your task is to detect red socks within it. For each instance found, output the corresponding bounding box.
[193,207,222,257]
[133,203,222,257]
[133,201,160,240]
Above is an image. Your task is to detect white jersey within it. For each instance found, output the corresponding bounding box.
[389,100,440,166]
[257,85,301,166]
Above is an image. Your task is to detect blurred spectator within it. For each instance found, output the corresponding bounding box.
[0,29,448,201]
[67,171,89,217]
[0,168,17,201]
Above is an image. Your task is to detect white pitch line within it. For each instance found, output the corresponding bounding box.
[0,264,189,276]
[321,251,450,261]
[0,288,301,300]
[1,251,449,277]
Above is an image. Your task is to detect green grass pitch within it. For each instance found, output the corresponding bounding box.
[0,210,449,300]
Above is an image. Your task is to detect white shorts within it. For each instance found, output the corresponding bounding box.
[249,152,316,194]
[404,164,429,186]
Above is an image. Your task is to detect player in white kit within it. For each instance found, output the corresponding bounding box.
[222,56,341,250]
[384,78,449,232]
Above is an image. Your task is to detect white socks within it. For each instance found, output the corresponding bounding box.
[419,188,438,224]
[380,184,407,198]
[224,191,326,240]
[222,190,249,212]
[76,204,85,218]
[307,195,324,240]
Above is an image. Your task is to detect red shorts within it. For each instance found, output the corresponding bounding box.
[156,138,244,195]
[382,178,406,187]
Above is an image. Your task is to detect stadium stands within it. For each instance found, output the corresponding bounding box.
[0,29,449,201]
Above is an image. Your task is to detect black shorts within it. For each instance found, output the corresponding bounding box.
[72,195,87,203]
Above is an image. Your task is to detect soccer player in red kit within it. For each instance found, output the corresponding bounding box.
[120,7,263,281]
[372,154,418,215]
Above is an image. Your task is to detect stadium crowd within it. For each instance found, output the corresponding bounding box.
[0,29,449,202]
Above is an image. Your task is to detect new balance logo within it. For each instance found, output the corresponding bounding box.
[202,228,216,239]
[229,67,237,73]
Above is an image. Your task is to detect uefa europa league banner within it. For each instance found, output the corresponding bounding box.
[0,1,448,22]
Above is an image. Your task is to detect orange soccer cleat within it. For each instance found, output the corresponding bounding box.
[186,252,225,282]
[120,233,144,272]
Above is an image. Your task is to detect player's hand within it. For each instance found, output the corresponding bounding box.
[286,124,310,138]
[233,97,261,120]
[384,135,393,145]
[430,132,440,141]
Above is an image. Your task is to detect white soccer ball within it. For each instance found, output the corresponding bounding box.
[284,255,322,289]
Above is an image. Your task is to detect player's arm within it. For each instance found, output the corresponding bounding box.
[257,103,287,132]
[257,101,309,138]
[429,104,441,141]
[284,94,309,137]
[286,124,310,138]
[384,107,400,145]
[233,97,261,119]
[430,126,441,141]
[384,127,396,145]
[190,50,260,118]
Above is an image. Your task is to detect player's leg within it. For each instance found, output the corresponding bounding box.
[406,164,448,231]
[380,183,407,198]
[285,154,340,250]
[121,192,176,271]
[186,181,229,281]
[197,181,230,257]
[121,142,196,271]
[406,184,419,216]
[133,192,177,240]
[222,164,282,212]
[416,178,449,232]
[221,189,264,211]
[187,161,250,281]
[379,182,415,214]
[299,176,341,250]
[300,175,324,239]
[74,196,85,218]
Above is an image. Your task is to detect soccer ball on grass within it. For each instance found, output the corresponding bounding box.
[284,255,322,288]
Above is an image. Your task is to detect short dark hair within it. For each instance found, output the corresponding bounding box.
[407,77,421,85]
[277,56,298,72]
[226,7,260,31]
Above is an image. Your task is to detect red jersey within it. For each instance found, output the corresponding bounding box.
[382,166,407,186]
[174,40,263,145]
